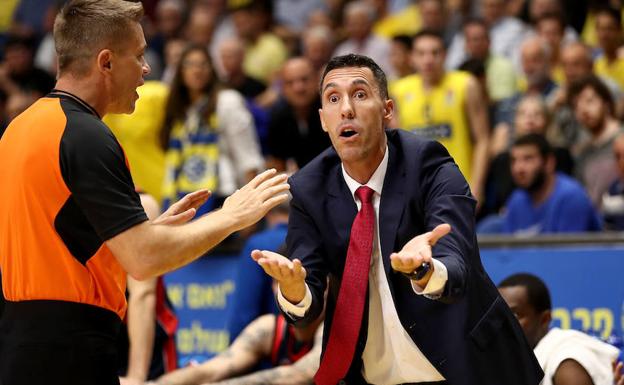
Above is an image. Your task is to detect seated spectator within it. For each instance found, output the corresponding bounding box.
[548,42,623,150]
[569,75,624,209]
[535,12,568,85]
[446,0,529,70]
[528,0,580,45]
[332,1,393,78]
[152,312,323,385]
[229,0,288,84]
[602,133,624,230]
[160,44,263,215]
[266,57,331,173]
[301,25,335,77]
[518,36,559,99]
[495,36,559,130]
[498,273,619,385]
[461,17,517,103]
[389,35,414,82]
[0,34,55,99]
[371,0,420,39]
[594,7,624,92]
[494,134,601,234]
[227,202,289,341]
[218,37,266,101]
[482,97,574,219]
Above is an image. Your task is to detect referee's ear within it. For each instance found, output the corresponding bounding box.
[97,49,114,74]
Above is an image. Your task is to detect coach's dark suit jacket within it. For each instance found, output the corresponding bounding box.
[284,129,543,385]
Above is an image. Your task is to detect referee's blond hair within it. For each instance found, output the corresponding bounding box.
[54,0,144,77]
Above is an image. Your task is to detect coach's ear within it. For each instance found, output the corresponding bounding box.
[383,99,394,122]
[97,49,114,74]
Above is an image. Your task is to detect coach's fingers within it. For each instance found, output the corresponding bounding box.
[428,223,451,246]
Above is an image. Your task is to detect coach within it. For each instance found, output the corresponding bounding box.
[253,54,543,385]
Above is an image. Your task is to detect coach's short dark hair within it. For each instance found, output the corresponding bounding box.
[512,133,553,159]
[567,74,615,116]
[499,273,552,313]
[320,54,389,100]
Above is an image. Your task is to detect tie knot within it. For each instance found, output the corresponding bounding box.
[355,185,374,204]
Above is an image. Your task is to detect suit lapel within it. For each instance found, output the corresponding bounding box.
[327,163,357,271]
[379,137,407,279]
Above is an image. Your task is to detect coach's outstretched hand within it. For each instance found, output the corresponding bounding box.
[221,169,290,231]
[251,250,307,304]
[390,224,451,283]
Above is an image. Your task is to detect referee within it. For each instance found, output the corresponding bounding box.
[0,1,289,384]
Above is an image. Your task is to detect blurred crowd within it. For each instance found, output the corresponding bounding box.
[0,0,624,234]
[2,0,624,235]
[1,0,624,383]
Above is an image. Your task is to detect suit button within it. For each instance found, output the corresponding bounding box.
[338,380,347,385]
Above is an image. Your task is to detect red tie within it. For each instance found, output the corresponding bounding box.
[315,186,375,385]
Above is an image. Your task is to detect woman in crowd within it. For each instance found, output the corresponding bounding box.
[160,44,264,216]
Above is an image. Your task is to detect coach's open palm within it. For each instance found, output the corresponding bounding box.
[390,223,451,274]
[251,249,307,304]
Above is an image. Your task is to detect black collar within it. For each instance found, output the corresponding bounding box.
[48,89,101,119]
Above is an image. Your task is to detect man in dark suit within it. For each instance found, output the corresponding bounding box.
[252,54,543,385]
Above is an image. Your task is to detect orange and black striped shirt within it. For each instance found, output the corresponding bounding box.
[0,90,148,320]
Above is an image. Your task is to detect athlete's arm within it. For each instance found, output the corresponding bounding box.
[208,325,322,385]
[107,169,289,280]
[154,315,275,385]
[123,194,159,382]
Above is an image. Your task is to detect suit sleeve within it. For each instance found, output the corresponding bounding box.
[283,177,328,326]
[420,140,477,303]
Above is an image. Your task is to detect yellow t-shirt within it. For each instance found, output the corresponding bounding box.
[391,71,473,180]
[243,33,288,83]
[103,81,168,202]
[373,4,421,39]
[581,10,624,47]
[0,0,19,31]
[594,55,624,92]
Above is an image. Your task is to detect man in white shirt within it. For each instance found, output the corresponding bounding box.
[252,53,543,385]
[498,273,620,385]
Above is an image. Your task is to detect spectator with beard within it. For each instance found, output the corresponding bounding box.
[569,75,624,209]
[502,133,601,235]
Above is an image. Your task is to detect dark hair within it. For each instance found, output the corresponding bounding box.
[4,34,37,50]
[412,29,446,50]
[319,54,388,100]
[160,43,221,149]
[512,133,553,159]
[463,17,488,32]
[567,74,615,116]
[392,34,413,51]
[534,11,567,31]
[595,5,622,27]
[458,58,485,78]
[498,273,552,313]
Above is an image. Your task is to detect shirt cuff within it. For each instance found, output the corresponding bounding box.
[277,283,312,318]
[411,259,448,299]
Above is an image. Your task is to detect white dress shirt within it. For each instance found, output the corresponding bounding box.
[278,147,448,384]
